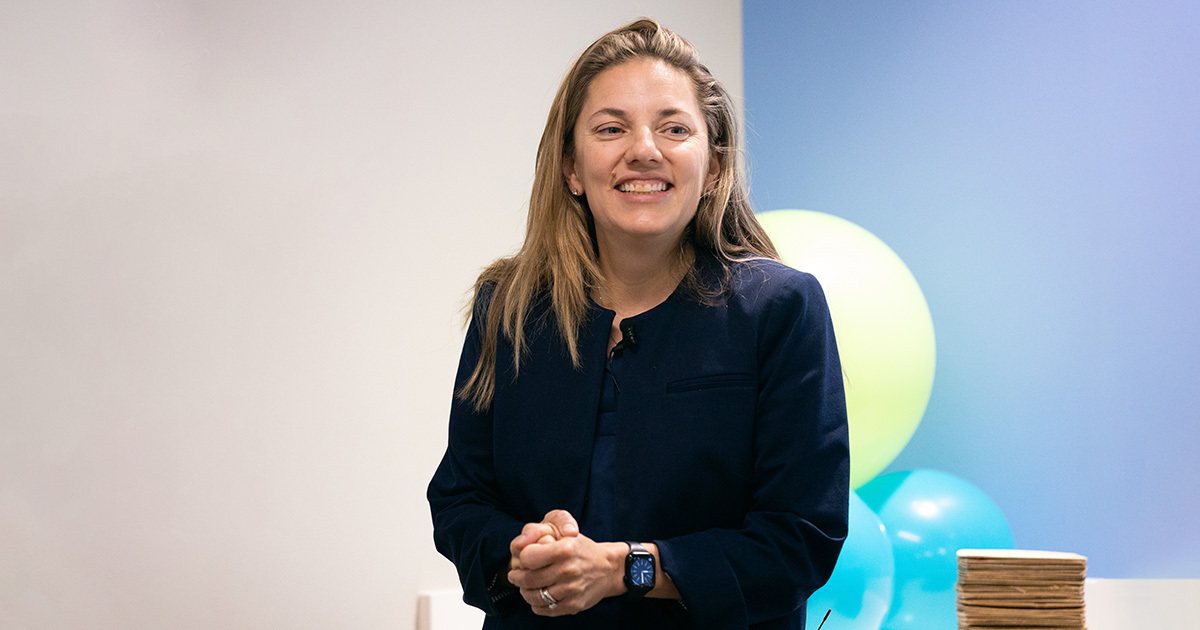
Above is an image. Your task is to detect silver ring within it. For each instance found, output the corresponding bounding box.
[539,587,558,609]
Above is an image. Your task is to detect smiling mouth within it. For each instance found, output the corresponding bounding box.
[617,181,671,193]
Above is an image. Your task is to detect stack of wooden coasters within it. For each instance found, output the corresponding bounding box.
[956,549,1087,629]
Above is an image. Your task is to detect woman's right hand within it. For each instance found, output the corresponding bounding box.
[507,510,627,616]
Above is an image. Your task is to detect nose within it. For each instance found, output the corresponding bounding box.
[625,126,662,165]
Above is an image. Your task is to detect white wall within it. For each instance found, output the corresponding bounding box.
[1085,579,1200,630]
[0,1,741,628]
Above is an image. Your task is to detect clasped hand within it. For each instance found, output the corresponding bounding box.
[507,510,625,616]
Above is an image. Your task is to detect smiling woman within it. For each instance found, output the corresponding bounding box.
[428,18,851,630]
[565,58,719,255]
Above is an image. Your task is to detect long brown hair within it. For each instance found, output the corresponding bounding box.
[460,18,778,410]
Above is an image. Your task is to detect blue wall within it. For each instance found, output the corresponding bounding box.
[744,1,1199,578]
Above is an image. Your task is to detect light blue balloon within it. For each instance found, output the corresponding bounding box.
[857,469,1014,630]
[807,491,894,630]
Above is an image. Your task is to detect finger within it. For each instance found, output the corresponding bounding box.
[519,533,581,570]
[510,532,555,573]
[510,522,554,556]
[522,586,570,617]
[541,509,579,537]
[518,522,553,546]
[508,558,566,590]
[515,544,556,572]
[519,586,557,609]
[518,586,541,609]
[508,567,526,588]
[512,535,565,573]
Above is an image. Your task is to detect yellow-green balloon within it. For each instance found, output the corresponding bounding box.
[758,210,935,489]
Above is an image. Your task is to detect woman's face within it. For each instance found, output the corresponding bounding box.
[564,58,718,252]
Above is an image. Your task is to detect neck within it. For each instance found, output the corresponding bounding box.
[593,235,693,317]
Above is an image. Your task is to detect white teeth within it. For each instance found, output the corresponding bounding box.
[618,181,669,193]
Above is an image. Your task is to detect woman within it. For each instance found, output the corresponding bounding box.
[428,18,849,630]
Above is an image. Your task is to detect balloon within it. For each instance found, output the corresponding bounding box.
[807,492,894,630]
[758,210,936,489]
[857,469,1015,630]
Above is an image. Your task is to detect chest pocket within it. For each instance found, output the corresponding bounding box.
[665,372,754,394]
[662,372,756,452]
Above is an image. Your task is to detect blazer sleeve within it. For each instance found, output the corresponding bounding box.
[427,291,525,615]
[654,271,850,629]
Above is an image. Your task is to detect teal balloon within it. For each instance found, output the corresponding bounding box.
[857,469,1014,630]
[806,492,893,630]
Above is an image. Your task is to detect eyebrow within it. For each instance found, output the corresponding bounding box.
[587,107,692,121]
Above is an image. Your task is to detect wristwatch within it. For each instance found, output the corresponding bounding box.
[623,541,655,599]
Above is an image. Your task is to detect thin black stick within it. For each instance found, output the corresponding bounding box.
[815,609,831,630]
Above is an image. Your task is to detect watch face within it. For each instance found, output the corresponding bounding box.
[630,557,654,587]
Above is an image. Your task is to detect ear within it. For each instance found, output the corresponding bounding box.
[563,156,582,195]
[705,150,721,194]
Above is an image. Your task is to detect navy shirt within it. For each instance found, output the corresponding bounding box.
[577,351,623,625]
[582,349,621,541]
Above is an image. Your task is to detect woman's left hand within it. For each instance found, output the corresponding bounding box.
[507,515,627,616]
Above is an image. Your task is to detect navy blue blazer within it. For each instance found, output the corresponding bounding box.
[428,255,850,630]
